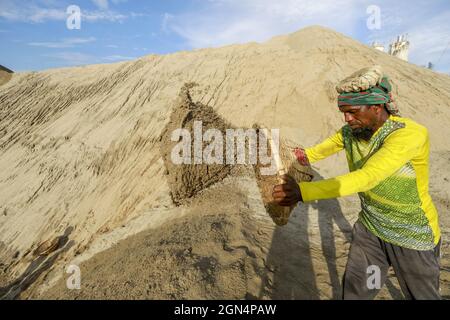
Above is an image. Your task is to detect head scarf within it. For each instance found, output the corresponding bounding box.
[337,76,400,115]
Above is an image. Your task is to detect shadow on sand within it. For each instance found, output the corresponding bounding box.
[0,226,75,300]
[259,170,403,299]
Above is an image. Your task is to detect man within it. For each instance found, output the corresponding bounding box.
[272,66,441,300]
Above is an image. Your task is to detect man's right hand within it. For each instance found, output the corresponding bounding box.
[272,174,303,207]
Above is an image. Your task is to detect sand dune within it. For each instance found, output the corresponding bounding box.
[0,26,449,299]
[0,65,13,87]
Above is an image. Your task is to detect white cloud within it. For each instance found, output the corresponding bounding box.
[42,52,97,66]
[162,0,361,48]
[106,44,119,48]
[92,0,109,10]
[111,0,128,5]
[161,13,174,33]
[0,5,66,23]
[29,8,67,22]
[130,12,150,18]
[82,10,127,22]
[102,55,136,61]
[91,0,128,10]
[0,0,129,23]
[29,37,96,48]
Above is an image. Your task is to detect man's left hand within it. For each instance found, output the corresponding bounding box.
[272,174,303,207]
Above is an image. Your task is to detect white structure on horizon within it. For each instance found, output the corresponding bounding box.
[371,41,385,52]
[371,35,410,62]
[388,34,410,61]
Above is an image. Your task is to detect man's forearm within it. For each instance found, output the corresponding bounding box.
[304,130,344,163]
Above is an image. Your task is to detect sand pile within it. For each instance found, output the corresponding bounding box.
[0,65,13,87]
[0,26,449,299]
[41,176,273,299]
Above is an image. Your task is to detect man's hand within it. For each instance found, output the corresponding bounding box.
[293,148,310,166]
[272,174,303,207]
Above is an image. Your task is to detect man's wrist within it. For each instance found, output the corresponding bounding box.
[298,182,305,202]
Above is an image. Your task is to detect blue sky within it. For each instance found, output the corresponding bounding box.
[0,0,449,73]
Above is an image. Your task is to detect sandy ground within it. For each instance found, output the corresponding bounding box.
[0,26,449,299]
[0,69,12,87]
[36,169,450,300]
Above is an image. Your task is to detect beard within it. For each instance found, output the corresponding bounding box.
[350,126,374,141]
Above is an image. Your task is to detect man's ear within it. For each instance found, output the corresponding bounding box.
[375,104,384,114]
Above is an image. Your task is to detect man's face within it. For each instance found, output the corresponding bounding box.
[339,105,379,139]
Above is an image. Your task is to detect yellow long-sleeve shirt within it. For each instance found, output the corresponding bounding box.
[299,115,440,250]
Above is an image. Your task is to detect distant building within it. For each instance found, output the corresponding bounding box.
[371,42,385,52]
[389,35,410,62]
[371,34,410,62]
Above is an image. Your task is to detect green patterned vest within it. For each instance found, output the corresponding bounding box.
[342,118,435,250]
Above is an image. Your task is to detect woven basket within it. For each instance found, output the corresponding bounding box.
[254,128,313,226]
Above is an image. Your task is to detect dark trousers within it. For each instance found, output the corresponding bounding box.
[343,221,441,300]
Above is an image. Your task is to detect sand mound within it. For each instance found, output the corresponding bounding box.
[0,65,13,87]
[38,175,418,300]
[41,177,272,299]
[0,25,449,299]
